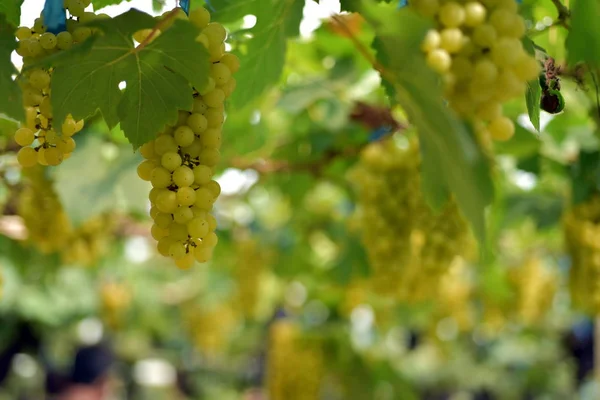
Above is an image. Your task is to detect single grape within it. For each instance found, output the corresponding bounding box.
[203,88,225,108]
[154,212,173,229]
[169,223,189,241]
[181,139,202,158]
[194,246,213,263]
[203,22,227,43]
[175,252,195,269]
[205,109,224,128]
[161,152,183,172]
[175,125,196,146]
[206,180,221,197]
[73,27,92,42]
[427,49,451,73]
[140,141,156,159]
[189,7,211,29]
[29,69,51,90]
[200,129,221,148]
[39,96,53,118]
[220,53,240,74]
[154,135,178,155]
[488,116,515,141]
[439,2,465,28]
[151,224,169,240]
[169,241,187,259]
[207,214,217,232]
[39,33,57,49]
[150,167,172,188]
[472,24,496,48]
[156,190,178,213]
[177,187,197,206]
[56,31,73,50]
[421,30,441,52]
[173,166,194,187]
[137,160,157,181]
[156,238,173,257]
[203,232,218,248]
[192,98,208,114]
[186,113,208,134]
[199,148,220,167]
[173,207,194,224]
[188,217,209,238]
[17,147,38,167]
[15,27,32,40]
[14,127,35,146]
[57,137,76,154]
[62,118,79,136]
[194,187,215,210]
[193,165,212,185]
[210,63,231,86]
[464,2,486,27]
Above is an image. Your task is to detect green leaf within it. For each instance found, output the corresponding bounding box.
[50,10,209,148]
[566,0,600,66]
[523,37,541,132]
[419,136,450,211]
[211,0,258,23]
[91,0,131,9]
[569,150,600,205]
[364,4,494,243]
[52,135,150,226]
[0,15,23,121]
[232,0,304,107]
[0,0,23,27]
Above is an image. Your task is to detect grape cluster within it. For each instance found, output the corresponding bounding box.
[137,7,238,269]
[232,238,270,319]
[564,196,600,315]
[347,138,471,302]
[182,302,238,356]
[412,0,539,141]
[509,255,556,325]
[100,282,132,330]
[18,166,114,265]
[267,320,324,400]
[13,2,102,167]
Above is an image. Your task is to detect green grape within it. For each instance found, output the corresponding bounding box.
[206,180,221,197]
[198,77,216,96]
[189,7,211,29]
[181,139,202,158]
[203,232,218,248]
[39,33,57,49]
[44,147,63,166]
[17,147,38,167]
[177,187,197,206]
[156,190,178,213]
[426,49,451,73]
[194,187,215,210]
[172,166,194,187]
[200,129,221,148]
[472,24,496,48]
[439,2,465,28]
[177,110,190,126]
[207,214,217,232]
[137,160,157,181]
[174,125,195,146]
[33,18,46,33]
[151,224,169,240]
[156,237,173,256]
[473,58,498,83]
[192,98,208,114]
[175,252,195,269]
[140,141,156,159]
[188,217,208,238]
[73,27,92,42]
[203,88,225,108]
[173,207,194,224]
[186,113,208,134]
[169,223,189,241]
[205,108,224,128]
[421,30,441,52]
[67,0,86,17]
[193,165,212,185]
[56,31,73,50]
[169,241,187,259]
[210,63,231,85]
[464,2,486,26]
[154,212,173,229]
[39,96,53,118]
[194,246,212,262]
[203,22,227,43]
[15,27,32,40]
[487,116,514,141]
[154,135,178,155]
[150,167,172,188]
[220,53,240,74]
[161,152,182,172]
[199,148,220,166]
[14,128,35,146]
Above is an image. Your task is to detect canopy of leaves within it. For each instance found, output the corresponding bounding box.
[0,15,23,121]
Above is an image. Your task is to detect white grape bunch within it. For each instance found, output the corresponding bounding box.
[13,0,106,167]
[137,7,239,269]
[412,0,540,141]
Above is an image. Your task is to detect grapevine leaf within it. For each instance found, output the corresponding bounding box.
[50,9,210,148]
[523,37,541,132]
[0,0,23,27]
[566,0,600,66]
[91,0,131,9]
[365,3,494,243]
[0,15,23,121]
[211,0,258,23]
[232,0,304,108]
[52,134,150,226]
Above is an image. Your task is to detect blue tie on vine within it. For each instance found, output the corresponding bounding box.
[43,0,67,34]
[180,0,190,15]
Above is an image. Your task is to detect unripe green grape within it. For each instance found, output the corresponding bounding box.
[161,151,182,171]
[39,96,53,118]
[29,69,51,90]
[175,125,196,146]
[203,22,227,44]
[33,18,46,33]
[175,252,195,269]
[220,53,240,74]
[194,187,215,210]
[44,147,63,166]
[200,129,221,148]
[489,8,517,36]
[494,69,524,101]
[57,137,76,154]
[513,54,540,81]
[181,139,202,158]
[421,30,440,52]
[464,2,486,26]
[220,78,237,98]
[195,33,209,48]
[156,238,173,256]
[39,33,57,49]
[426,49,451,73]
[200,148,220,166]
[140,141,156,159]
[26,39,42,56]
[79,12,97,24]
[413,0,440,17]
[173,207,194,224]
[67,0,86,17]
[189,7,211,29]
[154,212,173,229]
[472,24,496,48]
[56,31,73,50]
[488,116,515,141]
[490,37,522,66]
[154,135,178,155]
[188,217,209,238]
[475,101,502,121]
[177,186,197,206]
[150,167,172,188]
[23,86,43,106]
[210,63,231,86]
[156,190,178,213]
[62,118,79,136]
[439,28,463,53]
[473,58,498,83]
[209,42,224,62]
[192,98,208,114]
[169,223,189,241]
[66,19,79,33]
[37,148,49,165]
[149,187,163,203]
[206,180,221,197]
[191,208,208,219]
[73,27,92,42]
[205,109,224,128]
[187,113,208,134]
[137,160,157,181]
[193,165,212,185]
[151,224,169,240]
[198,77,216,96]
[439,2,465,28]
[203,88,225,108]
[150,206,160,219]
[207,214,217,232]
[16,27,32,40]
[173,166,194,187]
[450,56,472,80]
[14,128,35,146]
[203,232,218,248]
[45,130,59,145]
[169,241,187,259]
[17,147,38,167]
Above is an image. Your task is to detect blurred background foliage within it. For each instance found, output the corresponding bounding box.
[1,0,600,399]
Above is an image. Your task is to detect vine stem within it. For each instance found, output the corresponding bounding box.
[133,7,180,54]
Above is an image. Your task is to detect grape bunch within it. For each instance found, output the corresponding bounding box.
[137,7,239,269]
[18,166,114,265]
[100,282,132,330]
[347,138,472,302]
[267,320,324,400]
[232,238,271,319]
[564,196,600,315]
[182,302,238,356]
[13,2,103,167]
[412,0,539,141]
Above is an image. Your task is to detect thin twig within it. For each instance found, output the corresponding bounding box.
[550,0,570,25]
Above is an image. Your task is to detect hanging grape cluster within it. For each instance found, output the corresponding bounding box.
[564,196,600,315]
[18,167,114,265]
[100,282,132,330]
[137,7,238,269]
[347,138,472,302]
[232,238,271,319]
[182,302,238,356]
[267,320,324,400]
[13,2,101,167]
[412,0,539,141]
